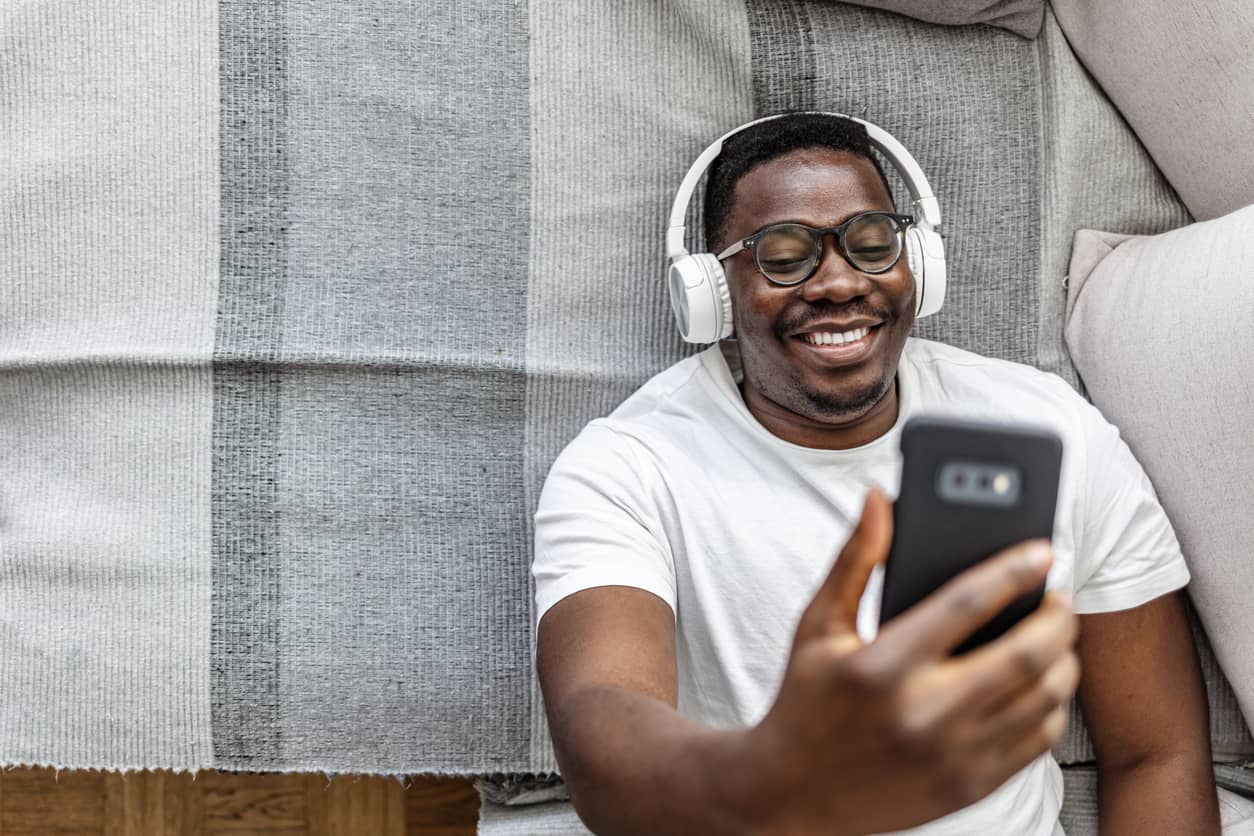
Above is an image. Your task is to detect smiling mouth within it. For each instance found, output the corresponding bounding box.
[792,323,882,364]
[800,326,872,346]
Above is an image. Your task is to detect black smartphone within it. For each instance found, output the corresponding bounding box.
[878,415,1063,655]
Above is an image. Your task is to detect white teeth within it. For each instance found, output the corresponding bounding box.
[805,326,870,346]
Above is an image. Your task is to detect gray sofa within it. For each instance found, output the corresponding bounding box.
[1,0,1251,833]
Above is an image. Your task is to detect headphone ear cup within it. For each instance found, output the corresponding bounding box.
[906,226,946,319]
[668,253,734,343]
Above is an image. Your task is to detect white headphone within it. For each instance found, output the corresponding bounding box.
[666,112,947,344]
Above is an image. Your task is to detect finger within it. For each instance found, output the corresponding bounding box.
[945,593,1078,713]
[975,705,1069,789]
[878,539,1053,662]
[971,651,1081,748]
[894,606,1072,735]
[794,487,892,649]
[927,705,1067,814]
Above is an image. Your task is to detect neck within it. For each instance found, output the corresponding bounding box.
[740,376,900,450]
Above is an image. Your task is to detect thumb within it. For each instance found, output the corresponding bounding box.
[793,487,893,651]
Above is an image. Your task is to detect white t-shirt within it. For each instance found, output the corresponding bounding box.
[533,337,1189,836]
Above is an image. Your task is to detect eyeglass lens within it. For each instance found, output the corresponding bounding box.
[754,213,903,284]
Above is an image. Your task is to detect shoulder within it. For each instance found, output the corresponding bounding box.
[903,339,1159,525]
[572,347,732,452]
[904,338,1091,423]
[901,338,1130,481]
[905,338,1076,392]
[545,350,717,485]
[603,349,716,424]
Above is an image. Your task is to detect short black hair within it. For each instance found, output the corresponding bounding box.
[702,113,892,252]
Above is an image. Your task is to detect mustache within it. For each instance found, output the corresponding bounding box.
[773,300,896,337]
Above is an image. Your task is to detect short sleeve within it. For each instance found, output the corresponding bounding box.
[532,423,678,632]
[1070,398,1190,614]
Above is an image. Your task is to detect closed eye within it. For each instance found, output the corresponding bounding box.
[760,254,811,268]
[851,245,894,258]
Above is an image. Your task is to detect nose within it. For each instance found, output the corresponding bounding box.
[798,237,874,304]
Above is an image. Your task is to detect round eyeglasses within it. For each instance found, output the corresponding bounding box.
[715,211,914,286]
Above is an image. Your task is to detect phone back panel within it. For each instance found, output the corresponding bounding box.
[880,415,1063,654]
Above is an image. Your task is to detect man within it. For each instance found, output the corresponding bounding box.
[533,113,1218,835]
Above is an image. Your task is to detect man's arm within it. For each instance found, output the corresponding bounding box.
[537,585,753,836]
[537,490,1080,836]
[1076,591,1220,835]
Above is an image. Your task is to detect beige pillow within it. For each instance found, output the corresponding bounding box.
[1064,205,1254,729]
[1051,0,1254,220]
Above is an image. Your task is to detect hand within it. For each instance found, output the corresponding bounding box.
[734,487,1080,836]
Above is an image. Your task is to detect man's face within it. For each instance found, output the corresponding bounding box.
[720,147,917,431]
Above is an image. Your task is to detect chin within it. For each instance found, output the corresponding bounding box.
[798,369,894,422]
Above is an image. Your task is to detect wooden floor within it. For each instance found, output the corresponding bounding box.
[0,768,480,835]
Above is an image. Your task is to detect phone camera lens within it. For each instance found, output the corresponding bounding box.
[978,474,991,490]
[953,472,966,487]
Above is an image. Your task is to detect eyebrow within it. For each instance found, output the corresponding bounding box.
[748,199,895,229]
[741,207,895,237]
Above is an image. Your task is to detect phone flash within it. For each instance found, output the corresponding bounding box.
[993,473,1011,494]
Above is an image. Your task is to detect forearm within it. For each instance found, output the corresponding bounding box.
[1097,752,1220,836]
[1077,596,1219,835]
[550,684,762,836]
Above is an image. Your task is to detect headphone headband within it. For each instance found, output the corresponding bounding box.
[665,112,942,261]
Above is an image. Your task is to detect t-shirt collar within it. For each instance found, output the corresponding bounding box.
[701,338,916,457]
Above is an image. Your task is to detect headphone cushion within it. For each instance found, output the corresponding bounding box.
[668,254,734,343]
[906,226,926,301]
[906,226,946,319]
[698,253,734,341]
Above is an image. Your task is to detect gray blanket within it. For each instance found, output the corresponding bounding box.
[0,0,1247,783]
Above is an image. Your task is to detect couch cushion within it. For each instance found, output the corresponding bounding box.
[475,768,1254,836]
[827,0,1044,38]
[1034,4,1192,388]
[478,797,592,836]
[1064,205,1254,733]
[1050,0,1254,221]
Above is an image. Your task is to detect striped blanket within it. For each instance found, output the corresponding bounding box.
[1,0,1246,784]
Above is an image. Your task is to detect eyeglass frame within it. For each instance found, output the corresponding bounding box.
[714,211,915,286]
